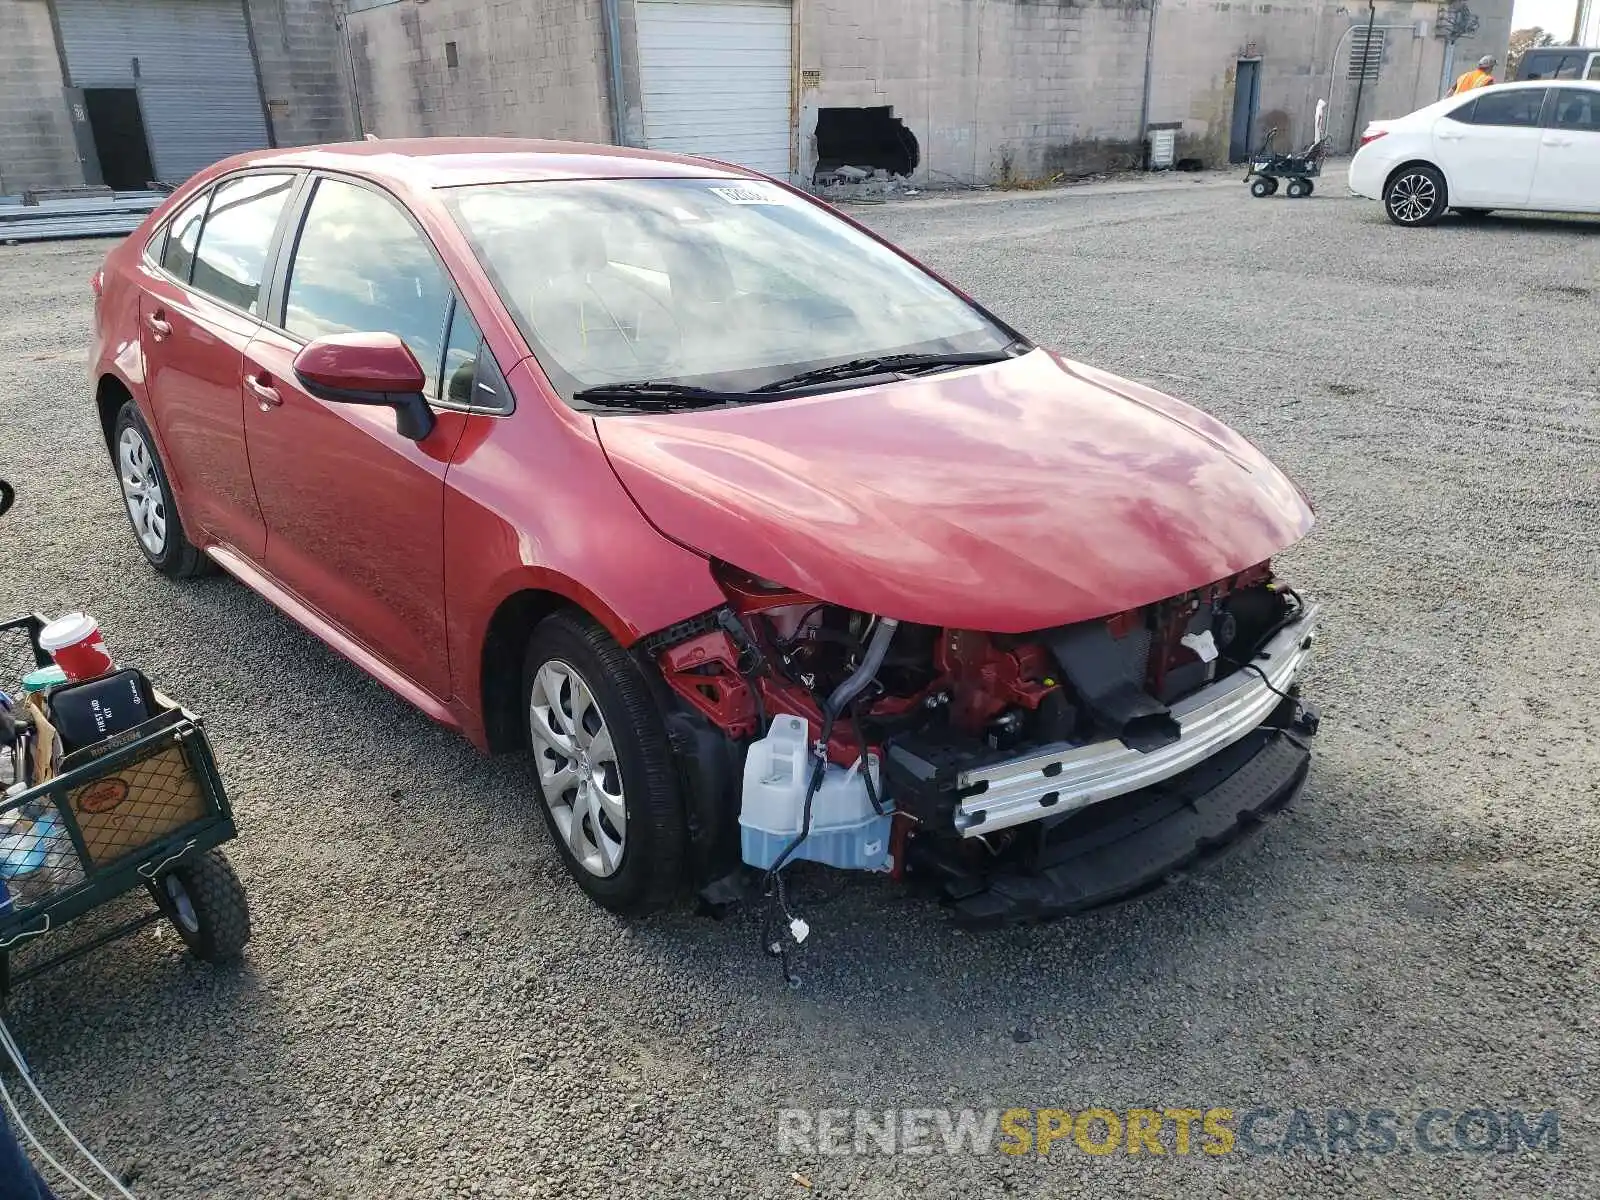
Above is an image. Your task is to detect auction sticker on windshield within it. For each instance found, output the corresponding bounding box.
[708,184,787,205]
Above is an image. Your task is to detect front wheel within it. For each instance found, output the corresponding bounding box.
[149,849,251,962]
[1250,178,1274,198]
[523,612,688,914]
[1384,165,1447,226]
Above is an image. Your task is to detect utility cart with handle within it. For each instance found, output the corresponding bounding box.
[0,483,249,995]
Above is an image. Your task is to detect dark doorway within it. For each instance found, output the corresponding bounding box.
[84,89,155,191]
[814,107,920,180]
[1228,60,1261,163]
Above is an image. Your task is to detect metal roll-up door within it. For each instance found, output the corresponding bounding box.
[54,0,270,185]
[635,0,793,177]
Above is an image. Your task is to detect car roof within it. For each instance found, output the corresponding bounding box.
[209,137,759,190]
[1474,79,1600,92]
[1411,78,1600,116]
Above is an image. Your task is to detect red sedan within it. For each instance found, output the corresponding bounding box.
[89,139,1319,927]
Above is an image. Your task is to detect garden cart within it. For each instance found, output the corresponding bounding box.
[0,484,249,996]
[1244,125,1329,199]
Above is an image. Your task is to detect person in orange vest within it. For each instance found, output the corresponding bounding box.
[1449,56,1497,95]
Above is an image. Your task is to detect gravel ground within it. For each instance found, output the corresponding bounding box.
[0,167,1596,1199]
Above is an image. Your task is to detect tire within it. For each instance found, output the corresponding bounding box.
[1301,179,1315,196]
[1383,164,1447,227]
[1286,179,1308,198]
[112,401,213,578]
[1249,178,1272,198]
[149,849,251,962]
[522,611,687,914]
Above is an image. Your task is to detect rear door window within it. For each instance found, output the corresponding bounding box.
[1550,88,1600,133]
[1466,89,1548,127]
[189,173,297,315]
[282,177,451,396]
[1588,56,1600,81]
[160,190,212,283]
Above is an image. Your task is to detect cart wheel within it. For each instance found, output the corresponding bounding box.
[149,850,251,963]
[1250,178,1273,198]
[1285,179,1309,198]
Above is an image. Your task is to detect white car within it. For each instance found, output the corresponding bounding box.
[1349,80,1600,226]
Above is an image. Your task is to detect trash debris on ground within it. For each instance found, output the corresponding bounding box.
[811,165,910,204]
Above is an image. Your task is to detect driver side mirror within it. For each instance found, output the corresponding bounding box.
[292,332,436,441]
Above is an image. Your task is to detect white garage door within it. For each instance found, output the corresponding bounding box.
[54,0,270,185]
[636,0,793,177]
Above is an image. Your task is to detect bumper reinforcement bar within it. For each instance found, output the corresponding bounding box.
[954,604,1318,838]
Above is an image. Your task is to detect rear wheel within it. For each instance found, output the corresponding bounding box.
[522,612,688,913]
[1286,178,1309,198]
[1384,165,1447,227]
[113,402,212,578]
[149,849,251,962]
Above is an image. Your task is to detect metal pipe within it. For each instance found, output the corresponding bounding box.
[1137,0,1161,165]
[1324,22,1415,143]
[336,9,368,139]
[1438,38,1457,102]
[601,0,628,147]
[1346,0,1378,154]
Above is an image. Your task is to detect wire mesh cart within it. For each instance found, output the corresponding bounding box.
[1,614,250,995]
[1244,127,1329,199]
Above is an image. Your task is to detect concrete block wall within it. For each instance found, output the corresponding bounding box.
[0,0,80,192]
[798,0,1155,186]
[1147,0,1515,165]
[246,0,360,147]
[346,0,612,142]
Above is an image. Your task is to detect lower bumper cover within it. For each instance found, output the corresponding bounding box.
[912,721,1312,929]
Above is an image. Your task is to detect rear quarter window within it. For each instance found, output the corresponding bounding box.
[159,191,212,283]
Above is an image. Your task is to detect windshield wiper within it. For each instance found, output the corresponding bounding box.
[571,381,755,410]
[751,349,1022,395]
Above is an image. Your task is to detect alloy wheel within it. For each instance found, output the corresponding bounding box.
[528,660,627,877]
[118,426,167,555]
[1388,173,1437,225]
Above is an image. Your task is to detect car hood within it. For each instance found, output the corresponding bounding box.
[595,349,1314,633]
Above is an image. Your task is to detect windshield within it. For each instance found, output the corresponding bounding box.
[444,178,1016,402]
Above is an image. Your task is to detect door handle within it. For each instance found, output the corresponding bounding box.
[244,373,281,410]
[145,311,172,340]
[1543,135,1573,147]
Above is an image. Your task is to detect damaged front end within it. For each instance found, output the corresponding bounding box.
[643,561,1318,929]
